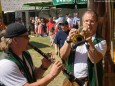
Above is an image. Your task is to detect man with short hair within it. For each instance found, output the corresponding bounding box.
[54,20,70,55]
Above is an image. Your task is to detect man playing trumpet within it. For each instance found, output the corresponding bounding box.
[60,10,107,86]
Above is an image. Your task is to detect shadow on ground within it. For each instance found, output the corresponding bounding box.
[29,41,50,49]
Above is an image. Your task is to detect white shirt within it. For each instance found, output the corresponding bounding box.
[0,59,27,86]
[73,17,80,25]
[0,53,35,86]
[67,18,73,28]
[57,17,64,23]
[74,35,107,78]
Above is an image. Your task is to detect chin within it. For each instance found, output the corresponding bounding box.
[91,33,95,36]
[89,32,93,36]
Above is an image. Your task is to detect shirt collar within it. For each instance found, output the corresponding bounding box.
[92,34,96,41]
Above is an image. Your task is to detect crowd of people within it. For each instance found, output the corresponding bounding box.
[0,10,107,86]
[29,12,80,37]
[28,12,80,53]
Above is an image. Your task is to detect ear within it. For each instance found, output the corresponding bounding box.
[12,37,18,44]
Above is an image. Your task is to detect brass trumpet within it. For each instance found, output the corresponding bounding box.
[71,26,85,44]
[70,26,91,48]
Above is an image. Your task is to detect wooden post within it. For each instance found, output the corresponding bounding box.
[88,0,115,86]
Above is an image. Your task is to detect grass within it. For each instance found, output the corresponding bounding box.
[28,36,65,86]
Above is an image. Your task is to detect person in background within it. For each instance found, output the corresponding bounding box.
[73,12,80,29]
[57,14,64,23]
[60,10,107,86]
[42,18,47,36]
[66,13,73,29]
[47,17,55,36]
[37,18,46,37]
[49,26,55,47]
[54,14,65,34]
[54,20,62,34]
[0,23,62,86]
[34,17,39,36]
[29,19,35,37]
[47,17,56,46]
[54,20,70,56]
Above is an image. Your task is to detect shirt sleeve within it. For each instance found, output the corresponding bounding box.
[0,59,27,86]
[95,40,107,56]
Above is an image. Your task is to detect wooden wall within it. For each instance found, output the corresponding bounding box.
[88,1,115,86]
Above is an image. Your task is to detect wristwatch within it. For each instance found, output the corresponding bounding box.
[40,64,48,70]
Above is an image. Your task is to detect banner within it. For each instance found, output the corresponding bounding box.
[77,0,87,4]
[52,0,87,9]
[53,0,87,5]
[53,0,74,5]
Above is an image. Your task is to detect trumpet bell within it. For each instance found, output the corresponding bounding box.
[71,26,85,44]
[76,35,84,41]
[72,34,84,43]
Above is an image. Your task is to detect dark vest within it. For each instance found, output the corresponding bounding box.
[6,50,36,83]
